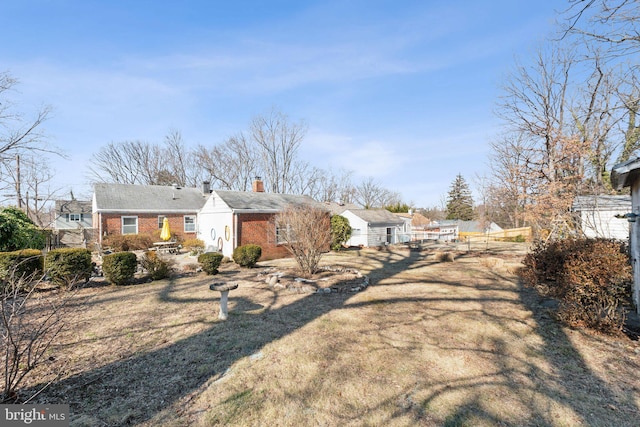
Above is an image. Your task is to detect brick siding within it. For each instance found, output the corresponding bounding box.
[97,212,198,242]
[236,213,290,260]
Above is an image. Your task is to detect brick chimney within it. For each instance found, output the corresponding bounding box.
[252,177,264,192]
[201,181,211,194]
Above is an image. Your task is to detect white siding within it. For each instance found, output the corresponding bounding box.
[197,194,235,258]
[342,212,369,247]
[580,209,630,240]
[630,182,640,313]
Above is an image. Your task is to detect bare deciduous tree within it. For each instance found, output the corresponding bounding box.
[352,177,400,209]
[493,44,592,232]
[273,205,331,276]
[89,131,202,187]
[563,0,640,57]
[250,108,308,194]
[0,72,54,165]
[194,132,260,191]
[163,129,202,187]
[1,269,68,403]
[2,154,61,226]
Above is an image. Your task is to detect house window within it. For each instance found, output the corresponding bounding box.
[122,216,138,235]
[184,215,196,233]
[70,213,81,222]
[158,215,166,229]
[275,224,294,244]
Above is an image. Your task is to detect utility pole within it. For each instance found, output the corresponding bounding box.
[15,154,22,209]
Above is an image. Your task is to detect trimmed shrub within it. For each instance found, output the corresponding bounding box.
[45,248,93,288]
[102,252,138,285]
[521,238,632,334]
[233,244,262,268]
[139,251,171,280]
[104,234,154,252]
[183,238,205,255]
[198,252,224,275]
[0,249,44,289]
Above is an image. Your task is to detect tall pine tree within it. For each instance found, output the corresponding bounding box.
[445,174,474,220]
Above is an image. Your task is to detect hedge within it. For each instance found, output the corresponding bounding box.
[198,252,224,275]
[232,244,262,268]
[45,248,93,288]
[102,252,138,285]
[0,249,44,289]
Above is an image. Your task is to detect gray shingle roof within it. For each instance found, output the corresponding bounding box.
[55,199,92,214]
[322,201,361,215]
[214,190,325,211]
[347,209,405,224]
[93,183,207,212]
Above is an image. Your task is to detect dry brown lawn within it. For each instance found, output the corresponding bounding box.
[20,242,640,426]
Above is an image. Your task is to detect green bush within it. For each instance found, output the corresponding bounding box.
[102,252,138,285]
[198,252,224,275]
[0,207,46,251]
[140,251,171,280]
[232,244,262,268]
[331,215,352,250]
[0,249,44,289]
[521,238,632,334]
[45,248,93,288]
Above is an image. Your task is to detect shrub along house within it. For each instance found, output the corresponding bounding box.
[92,183,208,245]
[197,179,329,260]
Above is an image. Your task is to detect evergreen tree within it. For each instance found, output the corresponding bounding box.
[445,174,475,220]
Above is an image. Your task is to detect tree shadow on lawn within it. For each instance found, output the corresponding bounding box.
[23,250,421,425]
[25,248,639,426]
[375,268,640,426]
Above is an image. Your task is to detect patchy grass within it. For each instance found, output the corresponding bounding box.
[17,242,640,426]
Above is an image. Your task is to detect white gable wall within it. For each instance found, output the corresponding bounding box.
[342,211,369,247]
[197,193,235,258]
[579,209,629,240]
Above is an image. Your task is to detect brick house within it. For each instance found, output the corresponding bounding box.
[198,179,330,260]
[92,183,208,244]
[92,179,330,261]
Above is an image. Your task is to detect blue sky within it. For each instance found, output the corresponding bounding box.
[1,1,562,208]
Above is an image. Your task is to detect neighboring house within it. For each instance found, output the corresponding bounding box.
[197,180,329,260]
[611,157,640,313]
[55,199,93,230]
[92,183,208,245]
[93,179,331,260]
[53,198,94,248]
[421,221,459,241]
[392,213,413,243]
[453,220,503,235]
[394,211,433,242]
[571,195,631,240]
[341,209,406,247]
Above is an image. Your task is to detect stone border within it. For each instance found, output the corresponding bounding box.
[260,266,370,294]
